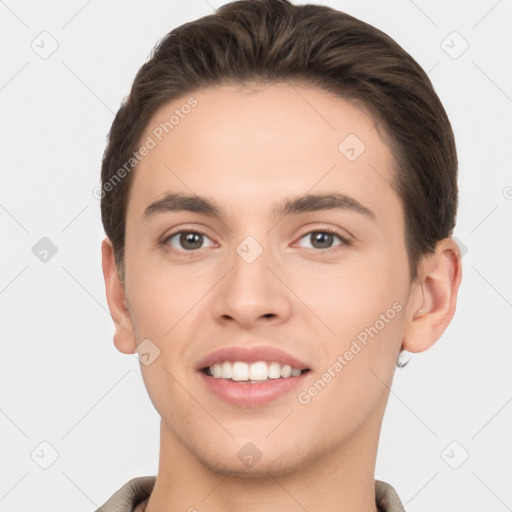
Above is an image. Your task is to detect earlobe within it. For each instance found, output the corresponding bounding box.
[402,238,462,353]
[101,238,137,355]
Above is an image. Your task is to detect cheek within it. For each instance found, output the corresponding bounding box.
[288,253,406,341]
[289,254,407,405]
[125,246,210,339]
[294,305,406,440]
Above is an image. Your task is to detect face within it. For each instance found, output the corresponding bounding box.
[120,82,416,476]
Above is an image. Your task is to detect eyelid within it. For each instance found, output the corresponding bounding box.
[291,225,354,247]
[160,223,215,242]
[160,226,218,253]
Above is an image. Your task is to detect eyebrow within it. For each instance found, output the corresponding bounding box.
[143,192,376,221]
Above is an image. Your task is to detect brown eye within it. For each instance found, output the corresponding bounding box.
[166,231,213,251]
[310,232,334,249]
[296,230,348,250]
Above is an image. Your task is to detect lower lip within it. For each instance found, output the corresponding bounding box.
[198,371,309,407]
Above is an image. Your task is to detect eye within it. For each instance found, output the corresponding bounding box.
[295,230,349,250]
[165,230,215,251]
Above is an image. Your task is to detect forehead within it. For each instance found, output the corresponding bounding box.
[128,82,399,223]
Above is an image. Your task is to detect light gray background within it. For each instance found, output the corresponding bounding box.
[1,0,511,510]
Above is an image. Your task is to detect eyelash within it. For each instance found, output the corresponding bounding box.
[161,227,352,255]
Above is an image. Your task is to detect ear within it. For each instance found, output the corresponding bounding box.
[101,238,137,354]
[402,237,462,353]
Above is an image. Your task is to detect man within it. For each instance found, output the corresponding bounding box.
[97,0,462,510]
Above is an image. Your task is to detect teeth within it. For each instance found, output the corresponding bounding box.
[268,362,281,379]
[212,363,222,378]
[208,361,305,381]
[281,364,292,378]
[232,362,249,381]
[221,361,232,379]
[249,361,267,381]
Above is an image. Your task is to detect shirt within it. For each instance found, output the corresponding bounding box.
[95,476,405,511]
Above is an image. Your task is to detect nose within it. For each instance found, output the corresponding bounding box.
[211,243,293,328]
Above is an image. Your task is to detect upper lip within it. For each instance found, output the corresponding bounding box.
[195,345,311,371]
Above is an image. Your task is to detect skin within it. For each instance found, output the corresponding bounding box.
[102,82,462,512]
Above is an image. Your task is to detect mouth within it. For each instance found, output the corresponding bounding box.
[201,361,310,382]
[196,346,312,406]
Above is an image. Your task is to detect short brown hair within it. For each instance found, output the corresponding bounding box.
[100,0,458,282]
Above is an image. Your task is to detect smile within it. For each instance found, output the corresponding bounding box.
[203,361,309,381]
[196,345,312,406]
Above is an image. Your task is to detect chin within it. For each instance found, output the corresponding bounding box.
[196,449,304,479]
